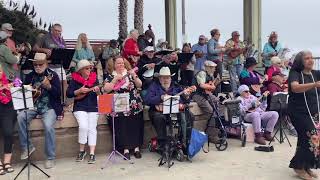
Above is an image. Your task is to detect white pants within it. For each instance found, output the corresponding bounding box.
[73,111,98,146]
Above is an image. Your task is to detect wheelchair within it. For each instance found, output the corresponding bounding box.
[148,105,194,169]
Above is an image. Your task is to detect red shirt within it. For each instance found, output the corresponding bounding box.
[267,81,284,95]
[121,38,140,66]
[266,65,281,82]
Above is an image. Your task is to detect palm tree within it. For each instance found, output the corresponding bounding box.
[118,0,128,42]
[134,0,143,34]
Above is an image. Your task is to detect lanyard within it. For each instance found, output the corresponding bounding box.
[301,72,320,126]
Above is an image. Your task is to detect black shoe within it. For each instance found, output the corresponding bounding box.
[76,151,87,162]
[123,153,130,160]
[134,151,142,159]
[88,154,96,164]
[254,145,274,152]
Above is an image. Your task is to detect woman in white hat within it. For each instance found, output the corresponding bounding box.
[66,59,100,164]
[103,56,143,160]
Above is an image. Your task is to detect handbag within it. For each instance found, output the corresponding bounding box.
[188,128,208,158]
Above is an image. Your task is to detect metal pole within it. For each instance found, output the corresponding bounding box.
[182,0,186,44]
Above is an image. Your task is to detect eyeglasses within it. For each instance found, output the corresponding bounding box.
[33,63,44,67]
[243,90,249,93]
[84,67,93,70]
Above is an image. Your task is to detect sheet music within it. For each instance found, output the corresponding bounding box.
[113,93,130,113]
[10,85,34,110]
[163,95,180,114]
[277,48,290,59]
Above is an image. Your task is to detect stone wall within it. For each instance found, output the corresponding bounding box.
[0,102,207,163]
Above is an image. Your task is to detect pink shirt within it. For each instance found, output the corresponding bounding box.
[6,38,16,53]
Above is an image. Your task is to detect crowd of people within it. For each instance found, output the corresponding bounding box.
[0,22,320,179]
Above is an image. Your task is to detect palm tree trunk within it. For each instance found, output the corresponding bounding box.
[118,0,128,41]
[134,0,143,34]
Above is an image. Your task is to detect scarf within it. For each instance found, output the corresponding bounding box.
[51,34,66,48]
[0,73,12,104]
[71,72,96,87]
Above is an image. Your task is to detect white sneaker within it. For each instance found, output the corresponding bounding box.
[44,160,55,169]
[20,147,36,160]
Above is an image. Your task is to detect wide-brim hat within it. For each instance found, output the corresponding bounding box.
[76,59,93,72]
[29,53,47,63]
[158,66,173,77]
[244,57,258,68]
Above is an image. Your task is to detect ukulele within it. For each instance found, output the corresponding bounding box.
[204,74,221,94]
[227,44,253,59]
[74,84,104,101]
[113,67,139,91]
[155,85,197,112]
[246,91,270,113]
[32,73,53,102]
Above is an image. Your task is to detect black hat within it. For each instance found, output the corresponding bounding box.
[244,57,258,68]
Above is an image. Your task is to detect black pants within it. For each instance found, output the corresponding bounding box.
[149,110,193,146]
[0,102,17,154]
[180,70,194,87]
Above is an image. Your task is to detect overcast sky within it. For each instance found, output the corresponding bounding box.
[4,0,320,56]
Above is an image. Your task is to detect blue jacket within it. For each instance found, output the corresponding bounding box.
[144,81,188,111]
[207,38,223,61]
[66,78,99,112]
[262,42,282,67]
[24,69,63,116]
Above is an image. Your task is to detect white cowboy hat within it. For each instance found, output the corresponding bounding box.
[158,67,173,76]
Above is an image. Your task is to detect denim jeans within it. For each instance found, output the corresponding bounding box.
[17,109,57,160]
[228,64,243,93]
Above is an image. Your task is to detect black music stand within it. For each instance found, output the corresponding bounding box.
[12,85,50,180]
[157,95,181,169]
[20,52,36,72]
[177,53,194,64]
[269,93,292,146]
[50,48,74,104]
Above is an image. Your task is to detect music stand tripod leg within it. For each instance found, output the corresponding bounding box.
[14,92,50,180]
[101,113,134,169]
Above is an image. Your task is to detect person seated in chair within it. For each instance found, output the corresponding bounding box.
[267,71,297,136]
[17,53,63,169]
[239,57,268,97]
[144,67,193,150]
[237,85,278,145]
[192,60,221,143]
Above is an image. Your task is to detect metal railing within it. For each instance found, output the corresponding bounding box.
[314,57,320,70]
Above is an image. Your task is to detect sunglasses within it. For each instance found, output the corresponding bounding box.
[33,63,44,67]
[243,90,249,93]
